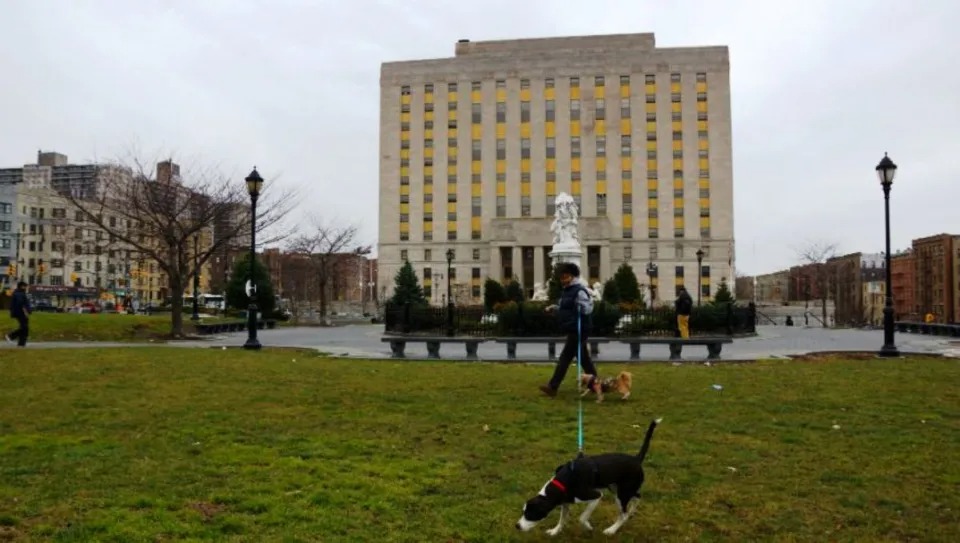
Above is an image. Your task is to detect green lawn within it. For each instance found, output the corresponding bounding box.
[12,313,235,342]
[0,350,957,542]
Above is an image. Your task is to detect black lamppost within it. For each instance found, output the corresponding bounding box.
[191,233,201,321]
[243,167,263,350]
[646,261,658,305]
[695,248,705,307]
[445,248,455,337]
[804,282,810,326]
[877,153,899,357]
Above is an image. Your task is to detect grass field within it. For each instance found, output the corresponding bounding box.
[0,349,958,542]
[7,313,233,342]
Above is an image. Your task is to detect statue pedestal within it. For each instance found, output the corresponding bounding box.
[549,242,583,271]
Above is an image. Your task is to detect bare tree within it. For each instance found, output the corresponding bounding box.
[63,154,296,337]
[796,240,838,328]
[286,219,369,324]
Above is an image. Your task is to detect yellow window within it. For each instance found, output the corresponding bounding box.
[447,183,456,194]
[647,180,658,190]
[399,222,410,233]
[424,184,433,194]
[674,217,684,228]
[644,83,655,94]
[596,157,607,170]
[448,110,456,121]
[620,119,631,135]
[571,158,581,171]
[471,184,482,197]
[700,217,710,228]
[496,160,506,174]
[648,217,658,228]
[648,197,658,209]
[670,82,681,93]
[647,159,657,170]
[645,102,656,113]
[447,202,457,213]
[699,158,709,170]
[424,165,433,176]
[496,89,506,101]
[672,140,682,151]
[424,202,433,213]
[621,157,632,171]
[646,140,657,151]
[673,179,683,189]
[671,121,681,132]
[401,95,411,105]
[447,164,457,175]
[595,120,605,134]
[622,180,632,194]
[671,103,681,113]
[697,120,708,131]
[699,198,709,208]
[622,214,633,228]
[400,184,410,195]
[400,149,410,159]
[546,158,556,172]
[496,124,506,138]
[546,122,555,138]
[425,111,434,121]
[620,85,630,98]
[471,124,482,138]
[448,147,458,158]
[520,89,531,101]
[672,158,683,169]
[424,92,433,103]
[546,181,556,195]
[646,121,657,132]
[674,197,684,208]
[400,203,409,213]
[424,129,433,139]
[675,276,684,285]
[597,180,607,193]
[401,166,409,176]
[698,139,709,150]
[571,181,581,194]
[699,180,710,189]
[448,91,457,102]
[424,148,434,158]
[521,123,531,138]
[449,128,457,138]
[545,88,555,100]
[570,87,580,99]
[470,90,481,102]
[400,112,411,122]
[521,183,531,196]
[521,159,531,173]
[401,131,410,141]
[697,101,708,112]
[447,222,457,232]
[696,82,707,93]
[570,121,581,136]
[496,182,506,196]
[471,161,482,174]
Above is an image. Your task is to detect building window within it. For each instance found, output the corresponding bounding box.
[672,111,682,122]
[496,101,506,123]
[647,150,657,159]
[699,169,710,178]
[472,139,481,160]
[675,265,684,278]
[675,228,685,238]
[696,73,706,82]
[520,79,530,89]
[447,231,456,241]
[647,169,658,180]
[545,99,555,122]
[496,196,506,217]
[623,228,633,239]
[699,188,710,198]
[597,193,607,216]
[400,85,411,95]
[671,93,681,103]
[496,138,506,160]
[570,99,580,120]
[570,77,579,87]
[620,97,630,118]
[622,194,632,213]
[546,137,556,159]
[673,207,684,218]
[621,135,631,155]
[646,131,657,142]
[400,250,408,261]
[473,248,480,261]
[471,81,481,91]
[569,137,579,158]
[698,112,708,121]
[545,78,554,88]
[471,103,481,123]
[520,101,530,123]
[620,75,630,85]
[595,98,605,120]
[521,196,531,217]
[596,135,606,157]
[495,79,505,88]
[698,130,708,140]
[701,265,711,278]
[697,92,707,102]
[521,138,531,159]
[700,208,710,217]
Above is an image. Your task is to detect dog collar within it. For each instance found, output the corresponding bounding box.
[549,478,567,494]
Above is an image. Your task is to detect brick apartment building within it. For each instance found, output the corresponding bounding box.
[912,233,959,323]
[890,250,916,320]
[259,248,379,313]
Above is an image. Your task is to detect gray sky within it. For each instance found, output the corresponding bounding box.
[2,0,958,275]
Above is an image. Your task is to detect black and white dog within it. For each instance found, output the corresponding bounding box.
[515,418,662,536]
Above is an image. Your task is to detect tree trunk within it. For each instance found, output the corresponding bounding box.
[169,275,185,338]
[319,278,328,324]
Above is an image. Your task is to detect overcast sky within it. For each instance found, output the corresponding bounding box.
[1,0,957,275]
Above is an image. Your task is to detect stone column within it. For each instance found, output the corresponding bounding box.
[511,246,522,282]
[600,244,611,282]
[533,246,545,287]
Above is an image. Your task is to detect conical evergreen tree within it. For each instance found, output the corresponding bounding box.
[712,280,734,304]
[389,261,427,306]
[483,278,506,310]
[601,278,621,305]
[614,263,642,304]
[504,276,524,303]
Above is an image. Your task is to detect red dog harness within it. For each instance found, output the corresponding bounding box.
[549,478,568,494]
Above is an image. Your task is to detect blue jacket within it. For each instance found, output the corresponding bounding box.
[10,289,30,319]
[557,279,594,334]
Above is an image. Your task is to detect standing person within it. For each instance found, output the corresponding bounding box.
[6,281,31,347]
[539,263,597,397]
[675,285,693,338]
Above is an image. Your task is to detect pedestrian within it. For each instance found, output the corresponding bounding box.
[5,281,31,347]
[539,263,597,397]
[675,285,693,338]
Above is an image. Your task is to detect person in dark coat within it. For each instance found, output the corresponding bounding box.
[675,286,693,338]
[6,281,31,347]
[539,263,598,397]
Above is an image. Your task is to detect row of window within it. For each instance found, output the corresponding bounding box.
[401,72,707,95]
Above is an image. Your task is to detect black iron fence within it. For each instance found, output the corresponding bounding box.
[384,301,756,338]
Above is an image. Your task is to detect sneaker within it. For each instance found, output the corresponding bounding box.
[539,384,557,398]
[3,334,11,344]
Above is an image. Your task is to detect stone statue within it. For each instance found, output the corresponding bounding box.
[550,192,580,247]
[591,281,604,301]
[531,282,549,302]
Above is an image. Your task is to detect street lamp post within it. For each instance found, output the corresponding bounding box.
[695,248,705,307]
[446,249,454,337]
[191,233,201,321]
[243,167,264,350]
[646,261,658,305]
[876,153,899,357]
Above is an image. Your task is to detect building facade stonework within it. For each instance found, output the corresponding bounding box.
[378,33,734,304]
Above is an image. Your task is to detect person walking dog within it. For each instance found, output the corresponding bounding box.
[539,263,597,397]
[6,281,31,347]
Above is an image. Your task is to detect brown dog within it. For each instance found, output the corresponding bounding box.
[579,371,632,403]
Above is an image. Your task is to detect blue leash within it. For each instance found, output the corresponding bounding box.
[576,306,584,457]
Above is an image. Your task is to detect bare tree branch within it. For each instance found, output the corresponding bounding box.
[796,240,839,328]
[62,152,298,337]
[286,217,362,322]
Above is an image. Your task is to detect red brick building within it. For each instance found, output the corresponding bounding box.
[912,234,958,323]
[890,250,916,320]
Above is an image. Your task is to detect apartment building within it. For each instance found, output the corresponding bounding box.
[912,233,959,323]
[379,33,734,304]
[890,250,915,320]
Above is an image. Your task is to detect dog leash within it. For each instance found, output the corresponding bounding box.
[576,304,584,458]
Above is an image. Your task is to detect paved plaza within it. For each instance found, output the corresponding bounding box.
[5,324,959,361]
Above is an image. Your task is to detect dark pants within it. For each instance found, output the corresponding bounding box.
[548,331,597,390]
[8,316,28,347]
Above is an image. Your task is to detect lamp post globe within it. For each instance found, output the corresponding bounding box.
[876,153,899,357]
[243,167,263,350]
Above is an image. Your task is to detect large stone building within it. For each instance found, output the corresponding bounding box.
[378,33,734,304]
